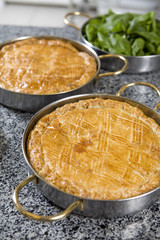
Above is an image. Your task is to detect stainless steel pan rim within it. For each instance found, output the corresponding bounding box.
[0,35,101,98]
[64,12,160,73]
[13,82,160,221]
[22,92,160,202]
[0,35,128,112]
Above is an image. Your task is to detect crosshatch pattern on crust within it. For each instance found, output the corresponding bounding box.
[0,38,97,94]
[27,98,160,200]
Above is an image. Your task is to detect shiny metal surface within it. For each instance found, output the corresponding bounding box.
[64,12,160,73]
[15,87,160,220]
[13,174,83,222]
[116,82,160,111]
[0,36,127,112]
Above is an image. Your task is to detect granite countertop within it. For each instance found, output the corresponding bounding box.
[0,25,160,240]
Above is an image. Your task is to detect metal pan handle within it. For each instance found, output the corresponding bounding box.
[13,175,83,222]
[64,11,91,31]
[95,54,128,85]
[116,82,160,111]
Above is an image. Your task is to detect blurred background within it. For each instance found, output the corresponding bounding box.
[0,0,160,27]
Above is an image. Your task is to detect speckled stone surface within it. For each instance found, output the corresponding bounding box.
[0,25,160,240]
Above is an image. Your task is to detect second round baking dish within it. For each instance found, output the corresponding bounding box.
[0,35,128,112]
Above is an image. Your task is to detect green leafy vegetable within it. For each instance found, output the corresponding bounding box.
[83,10,160,56]
[132,38,145,56]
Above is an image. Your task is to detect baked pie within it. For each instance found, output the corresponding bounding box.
[27,98,160,200]
[0,38,96,94]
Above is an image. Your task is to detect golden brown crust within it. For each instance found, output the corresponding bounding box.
[27,98,160,200]
[0,38,96,94]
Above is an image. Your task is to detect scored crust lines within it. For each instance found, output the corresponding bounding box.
[27,98,160,200]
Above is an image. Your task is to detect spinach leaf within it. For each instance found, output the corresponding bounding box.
[145,41,156,54]
[132,38,145,56]
[109,34,131,55]
[104,12,132,33]
[134,31,160,44]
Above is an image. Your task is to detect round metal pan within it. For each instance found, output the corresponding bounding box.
[13,82,160,222]
[0,35,127,112]
[64,12,160,73]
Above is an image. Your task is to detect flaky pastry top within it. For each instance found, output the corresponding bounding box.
[0,38,96,94]
[27,98,160,200]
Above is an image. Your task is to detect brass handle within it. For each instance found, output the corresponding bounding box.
[116,82,160,111]
[95,54,128,86]
[64,11,91,30]
[13,175,83,222]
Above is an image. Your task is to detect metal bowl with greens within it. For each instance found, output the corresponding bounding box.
[64,10,160,73]
[83,10,160,57]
